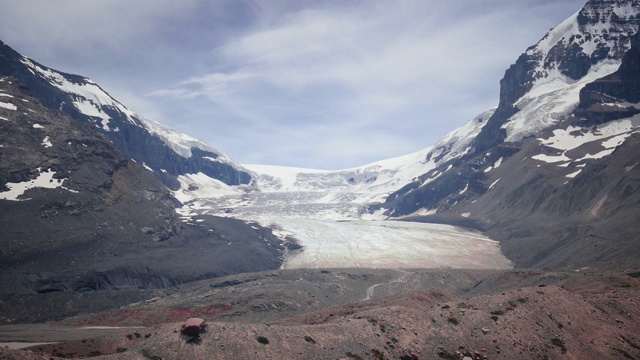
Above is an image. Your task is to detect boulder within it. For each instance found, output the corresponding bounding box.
[181,317,207,337]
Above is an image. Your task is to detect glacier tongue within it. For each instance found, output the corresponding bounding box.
[276,218,512,270]
[175,141,512,270]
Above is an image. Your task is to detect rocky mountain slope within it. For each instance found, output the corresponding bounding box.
[0,77,285,321]
[379,0,640,270]
[0,41,251,190]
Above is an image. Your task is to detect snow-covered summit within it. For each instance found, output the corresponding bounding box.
[0,40,251,186]
[499,0,640,142]
[525,0,639,92]
[18,56,234,163]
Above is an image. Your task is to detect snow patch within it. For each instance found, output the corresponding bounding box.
[361,207,388,221]
[0,169,74,201]
[173,172,244,204]
[41,136,52,148]
[0,101,17,111]
[73,99,111,131]
[488,178,501,190]
[533,114,640,164]
[32,123,44,129]
[566,169,582,178]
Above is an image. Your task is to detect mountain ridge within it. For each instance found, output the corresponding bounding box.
[0,40,252,190]
[379,0,640,269]
[0,76,286,322]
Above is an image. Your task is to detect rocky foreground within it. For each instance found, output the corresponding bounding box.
[1,268,638,359]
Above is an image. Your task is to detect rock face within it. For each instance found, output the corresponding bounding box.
[474,0,640,152]
[0,40,251,190]
[578,31,640,123]
[380,0,640,270]
[0,77,285,314]
[0,76,179,267]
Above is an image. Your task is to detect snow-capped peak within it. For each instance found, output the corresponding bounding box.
[18,55,238,164]
[501,0,640,143]
[524,0,640,98]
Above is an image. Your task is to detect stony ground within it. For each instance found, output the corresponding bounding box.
[1,268,639,359]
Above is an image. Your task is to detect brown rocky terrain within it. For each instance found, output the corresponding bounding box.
[1,268,638,359]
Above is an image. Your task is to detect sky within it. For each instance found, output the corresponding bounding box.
[0,0,587,170]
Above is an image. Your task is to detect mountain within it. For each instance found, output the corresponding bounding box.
[0,76,287,322]
[380,0,640,270]
[168,0,640,272]
[0,41,251,190]
[2,2,640,358]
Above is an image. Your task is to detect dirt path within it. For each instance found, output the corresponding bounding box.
[0,324,145,345]
[362,269,413,301]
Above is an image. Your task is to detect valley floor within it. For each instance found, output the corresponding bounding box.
[2,268,639,360]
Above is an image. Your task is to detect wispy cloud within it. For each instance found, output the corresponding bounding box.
[0,0,587,169]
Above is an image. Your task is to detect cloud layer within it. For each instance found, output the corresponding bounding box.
[0,0,586,169]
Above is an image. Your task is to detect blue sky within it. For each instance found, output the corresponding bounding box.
[0,0,587,169]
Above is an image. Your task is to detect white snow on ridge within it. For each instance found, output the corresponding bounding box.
[614,3,640,17]
[245,146,434,197]
[428,109,495,165]
[73,98,112,131]
[137,116,239,165]
[19,56,248,169]
[19,57,139,131]
[505,61,620,142]
[566,169,582,178]
[534,10,580,54]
